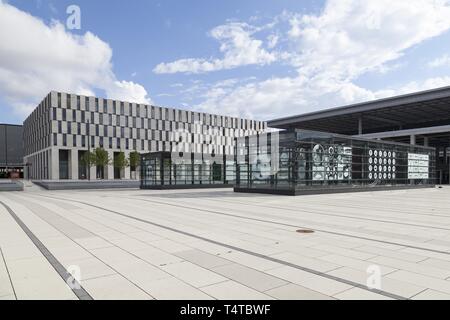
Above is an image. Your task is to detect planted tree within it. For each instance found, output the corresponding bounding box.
[129,150,140,180]
[113,152,129,179]
[92,148,111,179]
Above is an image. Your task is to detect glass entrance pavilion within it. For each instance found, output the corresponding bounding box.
[234,130,436,195]
[140,151,235,189]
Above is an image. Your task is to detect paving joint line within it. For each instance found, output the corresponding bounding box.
[0,200,93,301]
[0,246,17,300]
[37,194,407,300]
[121,196,450,256]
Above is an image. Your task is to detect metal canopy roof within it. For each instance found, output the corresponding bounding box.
[268,86,450,135]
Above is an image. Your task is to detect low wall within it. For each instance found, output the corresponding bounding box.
[234,184,436,196]
[0,180,24,192]
[140,184,233,190]
[33,180,140,190]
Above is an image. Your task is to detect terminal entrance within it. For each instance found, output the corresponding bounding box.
[383,134,450,185]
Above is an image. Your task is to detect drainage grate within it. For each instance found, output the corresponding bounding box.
[296,229,315,234]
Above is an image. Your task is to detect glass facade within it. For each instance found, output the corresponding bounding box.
[140,152,235,189]
[235,130,436,195]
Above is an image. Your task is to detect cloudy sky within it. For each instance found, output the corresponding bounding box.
[2,0,450,124]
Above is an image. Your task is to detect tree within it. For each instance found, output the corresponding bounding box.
[129,150,140,180]
[113,152,129,179]
[92,148,111,179]
[79,151,94,168]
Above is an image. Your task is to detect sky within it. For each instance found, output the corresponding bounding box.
[2,0,450,125]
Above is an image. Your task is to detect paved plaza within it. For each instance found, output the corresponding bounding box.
[1,184,450,300]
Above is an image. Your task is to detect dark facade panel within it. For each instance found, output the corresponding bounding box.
[0,124,24,167]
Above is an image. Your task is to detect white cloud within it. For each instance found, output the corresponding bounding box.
[0,1,151,119]
[374,76,450,98]
[428,54,450,68]
[190,0,450,120]
[153,22,277,74]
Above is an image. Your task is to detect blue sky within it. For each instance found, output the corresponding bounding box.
[2,0,450,124]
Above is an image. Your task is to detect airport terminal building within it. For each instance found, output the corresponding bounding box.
[23,91,266,181]
[268,86,450,185]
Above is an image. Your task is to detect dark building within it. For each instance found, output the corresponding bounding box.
[0,124,24,178]
[268,86,450,184]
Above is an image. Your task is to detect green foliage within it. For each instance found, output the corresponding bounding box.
[113,152,129,171]
[79,152,94,167]
[129,150,140,169]
[93,148,111,167]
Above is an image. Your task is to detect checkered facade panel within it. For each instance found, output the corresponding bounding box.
[23,91,267,157]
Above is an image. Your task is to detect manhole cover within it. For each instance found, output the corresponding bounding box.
[296,229,315,234]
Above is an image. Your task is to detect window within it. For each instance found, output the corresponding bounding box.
[125,117,129,127]
[67,122,72,134]
[91,112,94,124]
[95,125,99,136]
[113,101,117,114]
[95,98,99,112]
[62,109,66,121]
[85,97,90,111]
[120,102,124,115]
[132,117,136,127]
[81,136,86,147]
[53,133,57,146]
[73,135,77,147]
[117,138,120,148]
[52,108,57,120]
[99,137,103,148]
[81,111,85,123]
[77,123,81,135]
[109,137,112,149]
[67,95,72,109]
[99,114,103,125]
[121,127,124,138]
[126,139,129,150]
[137,104,140,117]
[72,110,76,121]
[151,106,155,118]
[58,121,62,133]
[77,96,80,110]
[104,126,108,136]
[57,93,61,108]
[62,134,67,146]
[109,114,112,126]
[91,136,95,148]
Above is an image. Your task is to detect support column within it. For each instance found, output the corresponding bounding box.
[124,150,131,180]
[50,148,59,180]
[410,135,416,145]
[89,165,96,180]
[70,149,78,180]
[106,150,114,180]
[423,137,429,147]
[358,116,363,135]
